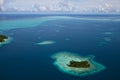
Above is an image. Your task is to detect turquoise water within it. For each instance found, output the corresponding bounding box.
[0,14,120,80]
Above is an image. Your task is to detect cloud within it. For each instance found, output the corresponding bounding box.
[0,0,3,6]
[1,0,120,13]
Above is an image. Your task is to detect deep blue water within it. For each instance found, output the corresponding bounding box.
[0,14,120,80]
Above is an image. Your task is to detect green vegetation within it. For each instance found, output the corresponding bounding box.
[0,34,8,42]
[67,60,90,68]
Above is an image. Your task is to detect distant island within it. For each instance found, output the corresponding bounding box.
[0,34,8,42]
[67,60,90,68]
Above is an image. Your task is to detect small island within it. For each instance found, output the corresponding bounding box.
[67,60,90,68]
[0,34,8,42]
[0,34,11,47]
[51,52,106,76]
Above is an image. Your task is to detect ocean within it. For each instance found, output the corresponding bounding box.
[0,14,120,80]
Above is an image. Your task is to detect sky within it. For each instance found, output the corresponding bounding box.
[0,0,120,14]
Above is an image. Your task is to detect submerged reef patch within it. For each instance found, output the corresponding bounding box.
[0,16,73,31]
[104,37,112,42]
[51,52,106,76]
[104,32,113,35]
[1,16,119,31]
